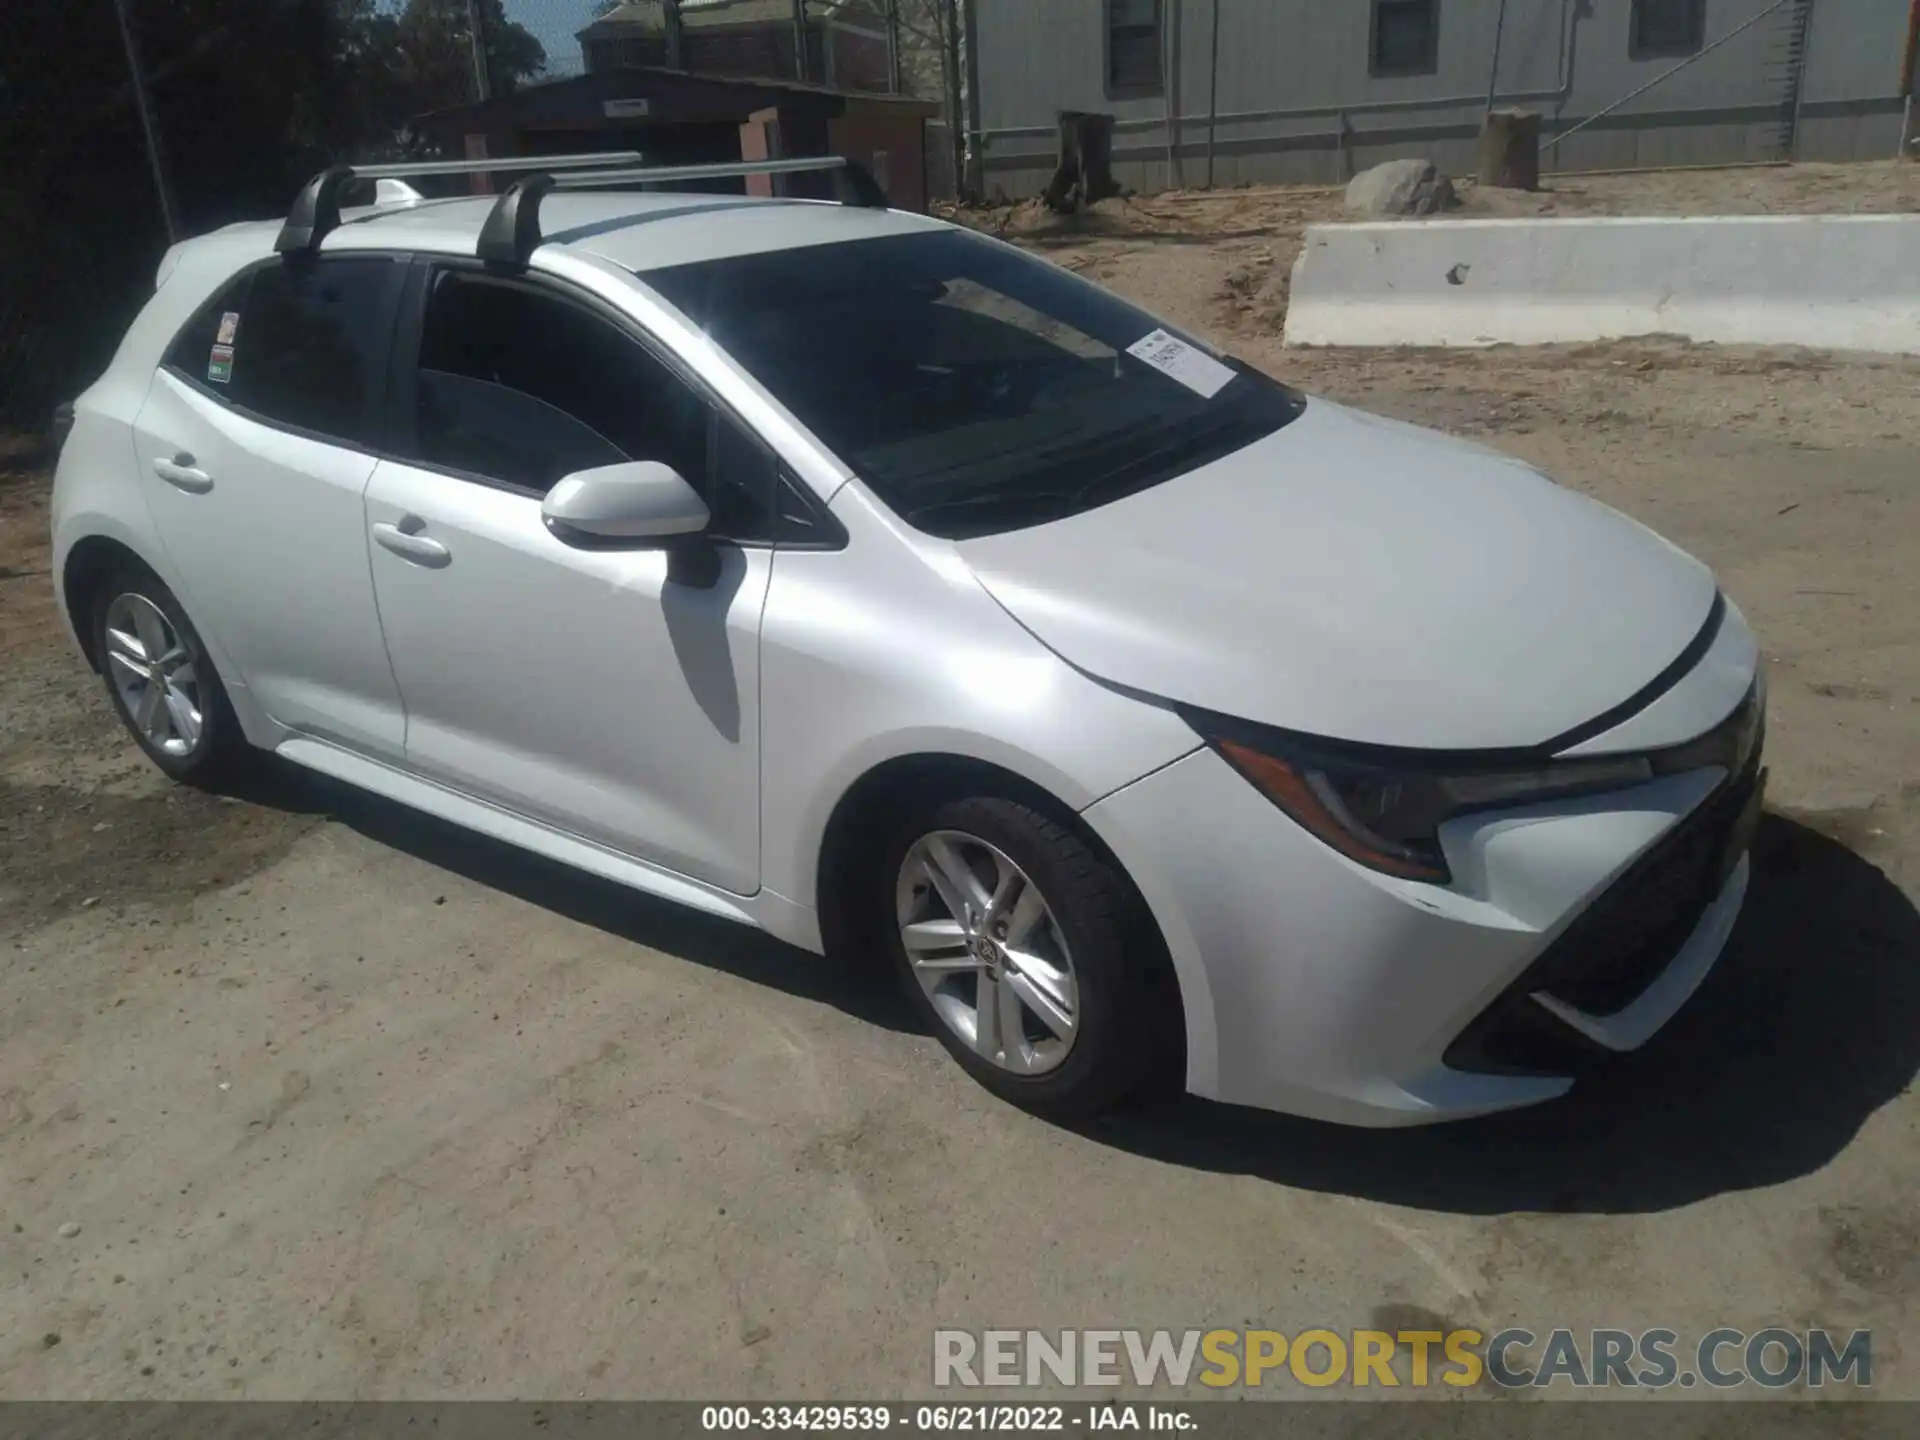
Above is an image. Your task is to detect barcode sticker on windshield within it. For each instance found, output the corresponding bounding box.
[1126,329,1236,399]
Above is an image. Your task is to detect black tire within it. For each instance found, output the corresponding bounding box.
[89,565,242,785]
[878,792,1177,1119]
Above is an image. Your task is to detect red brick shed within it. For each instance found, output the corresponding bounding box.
[414,67,937,212]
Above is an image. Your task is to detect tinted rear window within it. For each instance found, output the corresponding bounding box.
[164,272,253,383]
[163,258,400,447]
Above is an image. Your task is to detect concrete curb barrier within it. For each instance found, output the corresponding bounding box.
[1283,214,1920,354]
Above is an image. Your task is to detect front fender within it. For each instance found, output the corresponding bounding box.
[758,484,1200,909]
[755,484,1214,1076]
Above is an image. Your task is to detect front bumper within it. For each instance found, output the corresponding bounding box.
[1444,753,1763,1078]
[1083,743,1760,1127]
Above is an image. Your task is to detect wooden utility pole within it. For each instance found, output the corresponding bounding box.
[942,0,965,197]
[1907,0,1920,95]
[1484,0,1508,111]
[1205,0,1221,187]
[665,0,684,68]
[961,0,983,198]
[1164,0,1183,188]
[1901,0,1920,156]
[886,0,903,95]
[112,0,180,241]
[465,0,491,100]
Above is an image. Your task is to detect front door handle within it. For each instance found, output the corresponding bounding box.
[153,454,213,494]
[372,520,451,568]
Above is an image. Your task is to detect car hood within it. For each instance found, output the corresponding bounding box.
[955,399,1718,751]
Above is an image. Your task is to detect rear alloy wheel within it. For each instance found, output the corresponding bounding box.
[882,794,1172,1117]
[92,570,239,784]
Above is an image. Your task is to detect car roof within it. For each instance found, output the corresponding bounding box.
[184,190,949,280]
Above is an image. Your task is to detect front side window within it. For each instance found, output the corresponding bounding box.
[1371,0,1440,77]
[1106,0,1163,97]
[401,269,773,539]
[1631,0,1705,57]
[642,229,1304,541]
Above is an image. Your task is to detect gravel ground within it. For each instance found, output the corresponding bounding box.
[2,165,1917,1402]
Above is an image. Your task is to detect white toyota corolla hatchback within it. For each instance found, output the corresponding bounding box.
[51,157,1765,1126]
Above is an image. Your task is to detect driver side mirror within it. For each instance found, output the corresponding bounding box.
[542,460,709,542]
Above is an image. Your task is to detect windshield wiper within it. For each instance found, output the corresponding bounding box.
[904,413,1260,536]
[899,415,1153,505]
[904,489,1076,531]
[1066,412,1255,511]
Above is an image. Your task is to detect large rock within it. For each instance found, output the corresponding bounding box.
[1345,159,1457,218]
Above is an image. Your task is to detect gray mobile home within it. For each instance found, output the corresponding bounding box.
[963,0,1917,195]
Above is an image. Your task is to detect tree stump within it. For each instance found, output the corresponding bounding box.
[1042,111,1120,213]
[1477,108,1541,191]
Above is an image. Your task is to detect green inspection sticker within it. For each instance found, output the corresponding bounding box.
[207,343,234,384]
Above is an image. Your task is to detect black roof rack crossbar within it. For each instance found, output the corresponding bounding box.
[832,158,891,209]
[274,151,646,255]
[476,174,559,267]
[275,165,355,254]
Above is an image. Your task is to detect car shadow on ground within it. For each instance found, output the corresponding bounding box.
[219,755,921,1037]
[226,755,1918,1213]
[1084,815,1920,1214]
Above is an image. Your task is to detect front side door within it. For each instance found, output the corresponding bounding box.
[131,254,409,756]
[363,263,774,895]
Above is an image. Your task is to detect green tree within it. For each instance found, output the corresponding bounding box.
[0,0,548,427]
[389,0,548,109]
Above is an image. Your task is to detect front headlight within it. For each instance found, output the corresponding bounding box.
[1194,678,1762,884]
[1208,734,1653,883]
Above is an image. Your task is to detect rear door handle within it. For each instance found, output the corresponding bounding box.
[153,454,213,494]
[372,520,451,568]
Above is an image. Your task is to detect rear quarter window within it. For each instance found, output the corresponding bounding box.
[161,257,402,449]
[163,272,254,385]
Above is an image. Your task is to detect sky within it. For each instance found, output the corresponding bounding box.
[505,0,597,77]
[505,0,798,82]
[369,0,599,80]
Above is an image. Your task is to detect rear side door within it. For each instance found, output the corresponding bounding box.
[361,263,775,894]
[131,254,409,756]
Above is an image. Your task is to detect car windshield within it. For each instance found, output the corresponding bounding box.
[641,229,1305,539]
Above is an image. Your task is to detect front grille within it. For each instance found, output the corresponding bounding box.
[1444,751,1763,1078]
[1532,760,1759,1014]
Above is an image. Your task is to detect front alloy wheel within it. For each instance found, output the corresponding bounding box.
[897,830,1080,1075]
[880,794,1174,1118]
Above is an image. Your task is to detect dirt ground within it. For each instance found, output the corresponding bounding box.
[958,160,1920,362]
[3,165,1919,1402]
